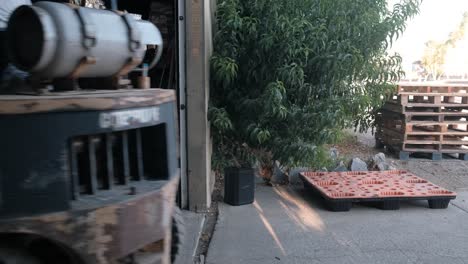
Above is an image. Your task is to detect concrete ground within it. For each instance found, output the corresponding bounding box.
[174,210,205,264]
[207,180,468,264]
[206,131,468,264]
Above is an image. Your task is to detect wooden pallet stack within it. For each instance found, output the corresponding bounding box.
[376,83,468,160]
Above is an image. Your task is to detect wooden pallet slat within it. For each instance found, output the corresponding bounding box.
[377,84,468,159]
[398,83,468,94]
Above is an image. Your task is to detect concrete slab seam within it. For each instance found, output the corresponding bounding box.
[450,202,468,214]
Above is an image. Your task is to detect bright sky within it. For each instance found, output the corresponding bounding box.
[390,0,468,73]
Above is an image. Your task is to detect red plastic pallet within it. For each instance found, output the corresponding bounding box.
[300,170,457,211]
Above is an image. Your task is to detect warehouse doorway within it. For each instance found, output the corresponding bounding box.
[114,0,188,208]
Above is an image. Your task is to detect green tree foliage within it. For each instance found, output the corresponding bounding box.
[421,12,468,80]
[421,40,448,80]
[210,0,421,172]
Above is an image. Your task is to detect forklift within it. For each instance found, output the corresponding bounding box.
[0,1,182,263]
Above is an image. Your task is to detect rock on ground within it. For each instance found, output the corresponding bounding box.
[271,161,289,185]
[329,147,339,160]
[373,153,386,164]
[351,157,368,171]
[334,161,348,172]
[288,167,309,184]
[372,152,396,171]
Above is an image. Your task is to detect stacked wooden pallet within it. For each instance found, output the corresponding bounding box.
[376,83,468,160]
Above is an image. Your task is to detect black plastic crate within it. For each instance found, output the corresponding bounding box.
[224,167,255,206]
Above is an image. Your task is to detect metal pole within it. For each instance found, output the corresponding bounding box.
[110,0,117,10]
[178,0,188,209]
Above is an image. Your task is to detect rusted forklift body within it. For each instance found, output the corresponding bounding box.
[0,90,180,264]
[0,2,181,264]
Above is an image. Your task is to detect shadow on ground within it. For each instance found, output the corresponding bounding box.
[206,180,468,264]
